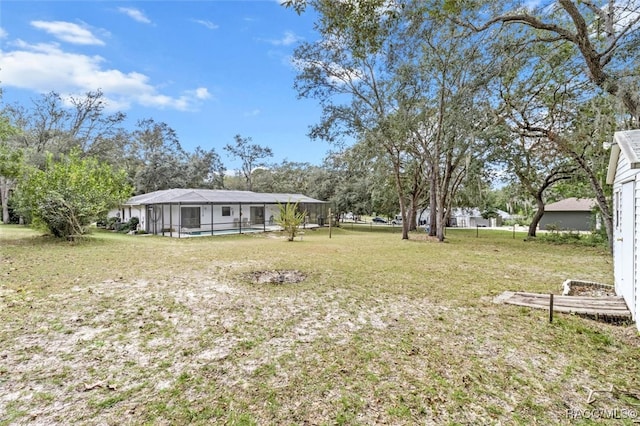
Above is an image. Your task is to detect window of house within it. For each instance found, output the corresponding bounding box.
[222,206,231,217]
[181,207,200,228]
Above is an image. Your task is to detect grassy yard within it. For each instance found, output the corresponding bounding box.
[1,225,638,425]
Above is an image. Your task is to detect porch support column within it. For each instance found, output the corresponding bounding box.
[239,202,243,234]
[169,204,173,238]
[211,202,214,236]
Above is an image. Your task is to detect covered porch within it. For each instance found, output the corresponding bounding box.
[114,189,328,238]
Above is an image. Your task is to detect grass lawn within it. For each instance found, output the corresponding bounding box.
[1,224,638,425]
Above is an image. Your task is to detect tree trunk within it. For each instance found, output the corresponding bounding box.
[393,167,409,240]
[548,132,615,252]
[436,198,446,242]
[528,197,545,237]
[584,172,614,253]
[0,176,13,224]
[408,207,417,232]
[429,174,437,236]
[569,150,614,253]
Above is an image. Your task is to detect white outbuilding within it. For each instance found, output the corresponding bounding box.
[606,129,640,330]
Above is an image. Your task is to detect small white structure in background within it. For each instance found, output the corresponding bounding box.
[417,207,513,228]
[606,129,640,330]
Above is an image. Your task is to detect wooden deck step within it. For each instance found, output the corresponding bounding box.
[494,291,632,319]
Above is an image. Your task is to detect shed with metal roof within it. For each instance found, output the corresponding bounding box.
[538,198,597,231]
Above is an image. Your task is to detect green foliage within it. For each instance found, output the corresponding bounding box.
[0,118,23,223]
[0,142,23,180]
[535,229,608,249]
[480,208,498,220]
[275,200,306,241]
[223,134,273,191]
[117,216,140,233]
[16,151,132,238]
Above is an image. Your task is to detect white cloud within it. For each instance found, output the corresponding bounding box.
[0,28,7,39]
[0,41,209,112]
[194,87,211,100]
[31,20,104,45]
[266,31,302,46]
[118,7,152,24]
[244,109,261,117]
[193,19,219,30]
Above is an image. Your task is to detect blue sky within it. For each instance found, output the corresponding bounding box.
[0,1,331,169]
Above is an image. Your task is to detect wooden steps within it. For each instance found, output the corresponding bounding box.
[494,291,632,319]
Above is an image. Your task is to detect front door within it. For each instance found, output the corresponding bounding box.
[617,182,635,319]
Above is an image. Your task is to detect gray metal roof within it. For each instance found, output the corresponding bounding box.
[544,198,596,212]
[124,188,326,205]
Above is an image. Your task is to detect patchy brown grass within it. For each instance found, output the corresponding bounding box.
[1,225,638,425]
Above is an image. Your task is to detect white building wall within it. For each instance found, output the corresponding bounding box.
[614,150,634,182]
[635,174,640,323]
[612,149,639,328]
[106,205,145,229]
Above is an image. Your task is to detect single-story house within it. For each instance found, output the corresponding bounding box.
[538,198,598,231]
[606,129,640,329]
[109,188,328,237]
[416,208,510,227]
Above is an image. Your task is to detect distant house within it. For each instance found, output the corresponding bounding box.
[606,129,640,329]
[449,208,493,228]
[417,207,511,228]
[109,188,327,237]
[538,198,597,231]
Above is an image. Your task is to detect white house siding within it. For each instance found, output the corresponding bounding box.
[610,132,640,329]
[107,205,145,229]
[634,175,640,323]
[629,173,640,322]
[613,155,630,318]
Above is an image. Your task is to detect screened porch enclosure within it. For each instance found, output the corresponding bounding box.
[181,207,200,229]
[116,189,328,238]
[146,202,328,237]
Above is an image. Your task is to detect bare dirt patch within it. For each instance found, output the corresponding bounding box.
[247,269,307,284]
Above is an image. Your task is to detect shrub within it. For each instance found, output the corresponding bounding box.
[275,201,306,241]
[16,151,132,238]
[536,230,607,248]
[106,216,121,230]
[117,217,140,233]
